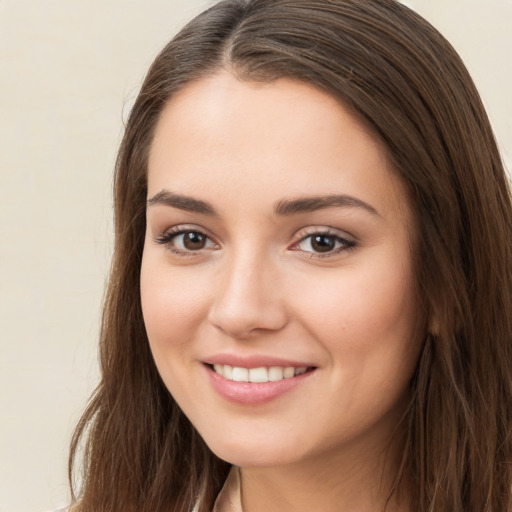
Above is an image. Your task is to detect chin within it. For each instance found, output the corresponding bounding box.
[203,433,305,468]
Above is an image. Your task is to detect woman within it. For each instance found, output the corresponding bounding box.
[68,1,512,511]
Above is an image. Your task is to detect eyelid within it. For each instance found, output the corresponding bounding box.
[154,224,219,254]
[289,226,356,257]
[291,226,355,242]
[153,224,355,258]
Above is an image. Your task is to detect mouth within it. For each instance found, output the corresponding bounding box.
[208,363,315,383]
[203,362,317,404]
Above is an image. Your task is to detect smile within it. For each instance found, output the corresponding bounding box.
[212,364,309,382]
[205,361,317,404]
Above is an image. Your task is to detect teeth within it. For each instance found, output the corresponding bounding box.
[212,364,310,382]
[232,367,249,382]
[268,366,284,381]
[249,367,268,383]
[283,367,295,379]
[223,364,233,379]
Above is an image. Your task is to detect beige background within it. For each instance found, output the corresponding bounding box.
[0,1,510,511]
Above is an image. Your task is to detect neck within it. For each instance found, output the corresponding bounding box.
[239,428,411,512]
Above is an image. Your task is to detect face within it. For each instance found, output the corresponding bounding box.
[141,71,422,470]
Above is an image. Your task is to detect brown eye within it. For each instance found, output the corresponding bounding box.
[310,234,336,253]
[182,231,207,250]
[294,231,355,257]
[155,228,217,254]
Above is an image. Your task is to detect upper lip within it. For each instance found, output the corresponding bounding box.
[204,354,316,369]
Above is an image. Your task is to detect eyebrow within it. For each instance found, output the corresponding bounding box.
[274,195,380,217]
[147,190,217,215]
[147,189,380,217]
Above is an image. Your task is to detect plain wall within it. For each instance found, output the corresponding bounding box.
[0,1,510,511]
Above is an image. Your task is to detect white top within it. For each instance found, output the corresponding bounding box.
[212,467,242,512]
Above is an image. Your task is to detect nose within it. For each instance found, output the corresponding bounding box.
[208,250,288,339]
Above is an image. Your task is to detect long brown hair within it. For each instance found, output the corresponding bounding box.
[69,1,512,510]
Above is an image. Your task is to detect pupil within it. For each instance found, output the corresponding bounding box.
[311,234,335,253]
[184,232,206,250]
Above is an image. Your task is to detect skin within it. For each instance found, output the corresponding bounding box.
[141,71,422,512]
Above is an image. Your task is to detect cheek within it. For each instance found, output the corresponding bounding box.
[140,255,210,359]
[290,253,420,373]
[140,253,222,421]
[302,271,413,327]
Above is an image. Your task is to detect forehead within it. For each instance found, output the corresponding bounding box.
[147,71,410,222]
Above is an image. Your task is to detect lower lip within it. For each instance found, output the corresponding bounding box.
[204,364,316,405]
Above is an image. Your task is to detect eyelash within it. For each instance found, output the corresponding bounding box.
[154,226,218,257]
[290,227,356,259]
[154,226,356,258]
